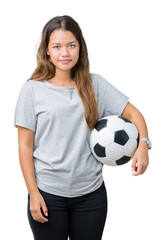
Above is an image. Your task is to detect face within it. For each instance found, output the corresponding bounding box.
[46,29,80,72]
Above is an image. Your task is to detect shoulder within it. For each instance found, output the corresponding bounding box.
[20,79,44,93]
[24,79,44,88]
[90,72,103,86]
[90,72,110,88]
[90,72,101,82]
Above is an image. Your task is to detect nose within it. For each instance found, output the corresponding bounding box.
[62,46,70,56]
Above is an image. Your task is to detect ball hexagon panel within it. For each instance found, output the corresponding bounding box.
[95,119,108,131]
[124,138,137,157]
[106,143,125,161]
[125,122,138,139]
[95,155,117,166]
[102,158,117,166]
[116,156,131,165]
[97,127,114,147]
[93,143,106,158]
[90,128,98,148]
[107,115,125,131]
[114,130,129,146]
[90,146,104,164]
[118,115,132,123]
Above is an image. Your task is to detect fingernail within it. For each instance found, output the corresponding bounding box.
[45,212,48,216]
[132,168,134,171]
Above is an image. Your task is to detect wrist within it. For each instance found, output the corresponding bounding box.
[139,137,152,150]
[28,187,40,196]
[138,141,149,150]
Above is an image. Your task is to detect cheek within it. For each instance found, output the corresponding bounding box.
[49,51,59,61]
[73,50,79,61]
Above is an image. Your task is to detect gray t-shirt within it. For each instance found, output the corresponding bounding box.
[14,73,129,197]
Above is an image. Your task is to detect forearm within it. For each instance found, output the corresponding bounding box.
[122,102,149,149]
[131,110,149,149]
[122,102,149,175]
[130,109,148,139]
[18,144,39,196]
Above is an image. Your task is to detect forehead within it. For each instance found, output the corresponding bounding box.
[49,29,77,44]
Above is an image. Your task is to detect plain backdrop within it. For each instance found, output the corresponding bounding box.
[1,0,165,239]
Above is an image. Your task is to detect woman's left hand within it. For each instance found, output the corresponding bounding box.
[131,142,149,176]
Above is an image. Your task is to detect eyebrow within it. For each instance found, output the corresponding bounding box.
[51,41,77,45]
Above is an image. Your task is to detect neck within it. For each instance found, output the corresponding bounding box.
[53,69,73,83]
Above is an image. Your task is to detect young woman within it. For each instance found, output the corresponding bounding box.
[14,15,151,240]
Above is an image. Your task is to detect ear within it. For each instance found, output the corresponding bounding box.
[46,48,50,55]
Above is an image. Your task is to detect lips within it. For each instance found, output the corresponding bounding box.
[59,59,71,62]
[59,60,72,64]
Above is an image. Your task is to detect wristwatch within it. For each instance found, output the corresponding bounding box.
[139,138,152,149]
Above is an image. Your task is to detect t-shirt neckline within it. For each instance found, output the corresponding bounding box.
[43,80,77,89]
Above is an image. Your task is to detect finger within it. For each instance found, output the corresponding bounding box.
[37,210,49,223]
[141,165,145,174]
[131,157,137,171]
[133,163,143,176]
[31,211,36,222]
[31,210,41,222]
[33,209,48,223]
[132,170,139,176]
[138,163,143,174]
[142,162,148,174]
[30,208,38,222]
[132,162,138,176]
[41,201,48,217]
[132,169,139,176]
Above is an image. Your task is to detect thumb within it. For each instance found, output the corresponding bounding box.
[41,199,48,217]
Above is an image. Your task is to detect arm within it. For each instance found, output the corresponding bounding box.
[17,126,48,223]
[122,102,149,176]
[18,126,39,195]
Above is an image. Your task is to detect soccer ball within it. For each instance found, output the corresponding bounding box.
[90,115,139,166]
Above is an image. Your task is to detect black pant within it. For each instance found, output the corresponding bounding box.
[27,181,108,240]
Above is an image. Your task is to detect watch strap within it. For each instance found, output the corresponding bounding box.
[139,138,152,149]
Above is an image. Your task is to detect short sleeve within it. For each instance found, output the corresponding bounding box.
[98,74,129,117]
[14,82,37,133]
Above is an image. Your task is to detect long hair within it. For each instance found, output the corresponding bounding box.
[27,15,99,130]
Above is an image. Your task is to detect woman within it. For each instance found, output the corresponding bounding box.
[14,15,151,240]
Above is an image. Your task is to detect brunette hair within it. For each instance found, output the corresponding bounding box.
[27,15,99,130]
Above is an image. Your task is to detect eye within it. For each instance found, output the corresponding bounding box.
[69,44,76,48]
[53,46,60,49]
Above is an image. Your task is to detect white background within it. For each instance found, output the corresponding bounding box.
[0,0,165,239]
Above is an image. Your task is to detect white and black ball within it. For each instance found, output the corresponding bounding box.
[90,115,139,166]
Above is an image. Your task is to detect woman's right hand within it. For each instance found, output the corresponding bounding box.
[29,191,49,223]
